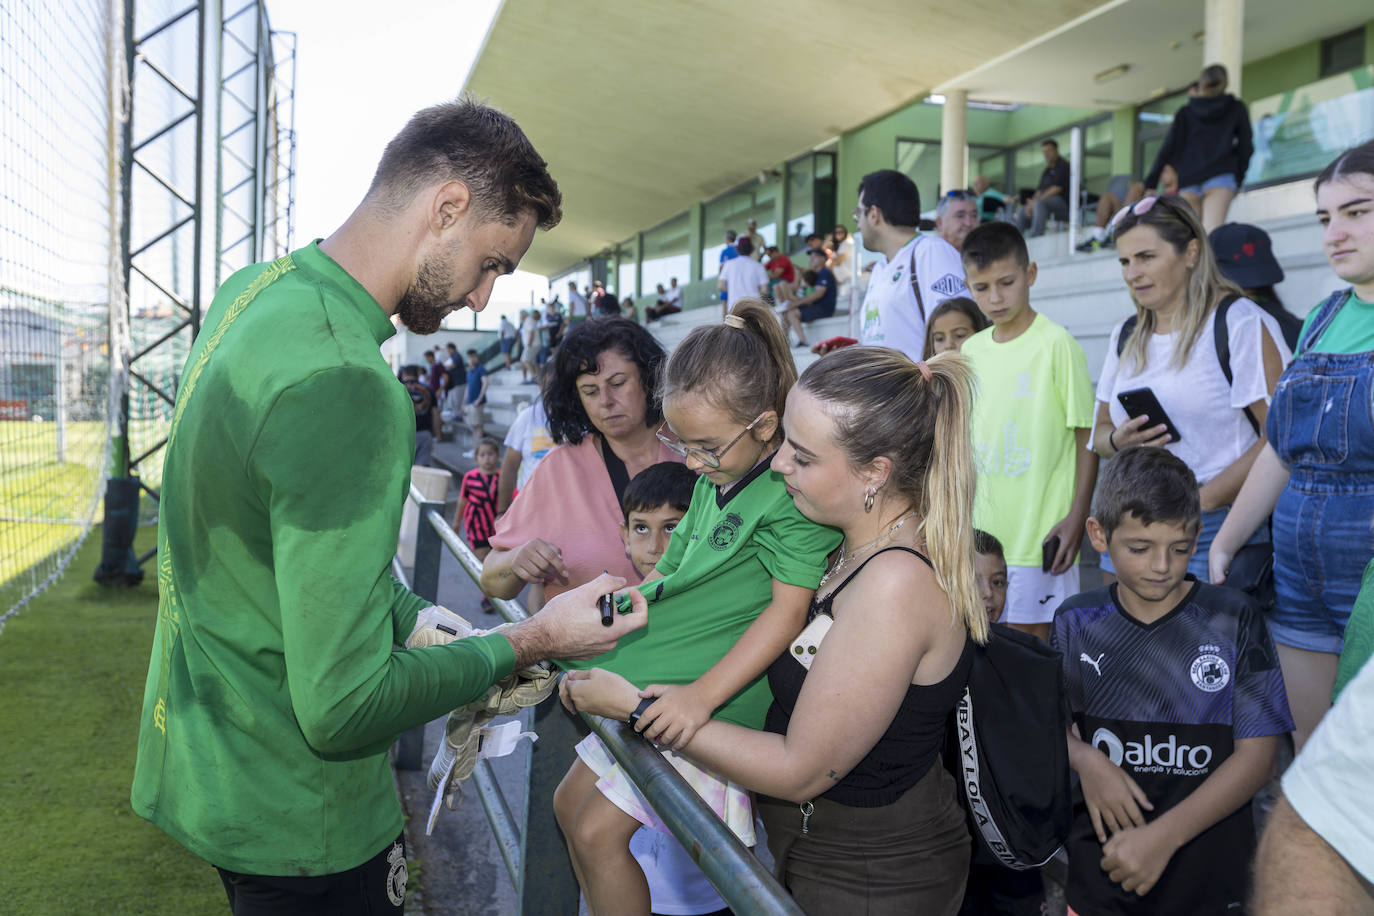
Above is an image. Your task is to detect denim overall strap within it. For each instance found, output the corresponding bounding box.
[1295,287,1354,355]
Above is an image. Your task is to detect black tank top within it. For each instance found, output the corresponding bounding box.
[764,546,972,807]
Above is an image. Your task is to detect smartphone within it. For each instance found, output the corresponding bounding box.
[1116,387,1182,444]
[1042,536,1061,574]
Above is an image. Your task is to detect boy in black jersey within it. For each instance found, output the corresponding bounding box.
[1052,447,1292,915]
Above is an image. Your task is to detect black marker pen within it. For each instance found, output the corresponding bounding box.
[599,570,614,627]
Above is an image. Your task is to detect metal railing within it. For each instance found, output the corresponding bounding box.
[397,482,804,916]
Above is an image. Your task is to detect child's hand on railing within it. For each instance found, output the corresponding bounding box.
[562,667,641,721]
[635,684,710,751]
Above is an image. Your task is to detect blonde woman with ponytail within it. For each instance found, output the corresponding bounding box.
[567,345,982,915]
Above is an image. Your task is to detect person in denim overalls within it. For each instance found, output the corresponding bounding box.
[1212,141,1374,749]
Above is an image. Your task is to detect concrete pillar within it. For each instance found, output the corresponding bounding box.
[633,232,643,299]
[687,202,704,282]
[940,89,969,194]
[1204,0,1244,97]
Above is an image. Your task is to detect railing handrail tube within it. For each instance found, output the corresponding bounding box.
[402,483,804,915]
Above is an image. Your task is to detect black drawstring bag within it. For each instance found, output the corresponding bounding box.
[946,623,1071,869]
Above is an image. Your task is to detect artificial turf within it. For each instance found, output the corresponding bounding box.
[0,525,224,914]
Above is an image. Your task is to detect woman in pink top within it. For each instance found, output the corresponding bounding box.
[481,318,682,602]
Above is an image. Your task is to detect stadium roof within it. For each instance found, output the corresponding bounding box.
[464,0,1109,276]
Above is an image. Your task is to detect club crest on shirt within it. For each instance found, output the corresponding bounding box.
[709,512,744,551]
[1190,652,1230,693]
[386,842,407,906]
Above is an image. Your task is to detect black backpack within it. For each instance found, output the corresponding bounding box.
[1115,293,1259,436]
[946,623,1071,869]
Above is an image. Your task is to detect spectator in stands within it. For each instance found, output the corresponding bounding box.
[564,346,985,915]
[1077,175,1145,252]
[423,348,447,393]
[972,174,1006,223]
[1145,64,1253,232]
[567,280,590,325]
[519,308,539,383]
[1252,656,1374,915]
[718,235,770,317]
[645,282,681,322]
[399,364,442,466]
[463,348,490,447]
[743,219,765,260]
[922,296,988,360]
[621,296,637,321]
[830,224,856,309]
[497,367,556,515]
[539,301,564,364]
[499,313,517,370]
[481,317,681,605]
[1092,194,1290,583]
[1211,140,1374,750]
[935,190,980,253]
[776,248,836,348]
[719,230,739,266]
[442,341,463,419]
[764,244,796,303]
[855,169,968,361]
[593,281,619,318]
[456,436,502,562]
[1016,139,1071,237]
[962,221,1097,643]
[1209,222,1304,350]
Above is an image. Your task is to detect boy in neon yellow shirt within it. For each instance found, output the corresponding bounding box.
[961,222,1098,642]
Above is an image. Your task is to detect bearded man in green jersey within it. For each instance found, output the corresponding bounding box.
[131,99,647,914]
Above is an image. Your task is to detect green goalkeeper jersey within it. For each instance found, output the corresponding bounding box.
[131,242,515,876]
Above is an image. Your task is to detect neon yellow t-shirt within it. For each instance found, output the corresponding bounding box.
[963,313,1096,567]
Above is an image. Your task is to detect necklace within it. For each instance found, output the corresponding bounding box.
[818,511,918,589]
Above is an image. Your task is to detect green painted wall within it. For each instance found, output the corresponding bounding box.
[1242,19,1373,103]
[1111,107,1135,175]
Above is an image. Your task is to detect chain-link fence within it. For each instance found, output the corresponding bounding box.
[1,0,119,623]
[2,0,295,623]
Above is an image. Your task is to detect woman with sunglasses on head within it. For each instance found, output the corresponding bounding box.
[1211,140,1374,750]
[1091,194,1291,584]
[553,300,841,915]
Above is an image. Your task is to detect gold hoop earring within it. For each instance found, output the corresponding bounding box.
[864,489,875,513]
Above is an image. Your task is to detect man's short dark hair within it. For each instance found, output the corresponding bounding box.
[446,342,457,350]
[735,236,754,257]
[857,169,921,227]
[465,348,478,357]
[367,97,562,230]
[1041,138,1059,150]
[1093,446,1201,541]
[962,221,1029,269]
[805,232,823,244]
[399,364,422,380]
[973,529,1004,559]
[621,461,697,521]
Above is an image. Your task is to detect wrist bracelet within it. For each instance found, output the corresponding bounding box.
[628,697,655,729]
[1108,429,1119,452]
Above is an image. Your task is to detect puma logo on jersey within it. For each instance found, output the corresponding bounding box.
[1080,652,1105,676]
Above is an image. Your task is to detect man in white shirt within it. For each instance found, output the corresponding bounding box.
[566,280,589,323]
[854,169,967,361]
[934,190,980,253]
[1252,657,1374,914]
[717,235,769,317]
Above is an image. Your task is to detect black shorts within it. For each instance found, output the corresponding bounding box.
[799,301,836,323]
[217,834,406,915]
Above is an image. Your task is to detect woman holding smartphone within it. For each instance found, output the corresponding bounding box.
[1091,194,1289,580]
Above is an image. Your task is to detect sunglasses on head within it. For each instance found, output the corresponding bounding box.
[944,190,973,200]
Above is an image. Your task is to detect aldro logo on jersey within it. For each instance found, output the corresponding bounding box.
[709,513,743,551]
[1091,727,1214,775]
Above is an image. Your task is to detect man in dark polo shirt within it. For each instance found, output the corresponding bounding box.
[1017,138,1071,237]
[777,247,837,347]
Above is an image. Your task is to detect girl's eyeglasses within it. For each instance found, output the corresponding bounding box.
[656,412,769,470]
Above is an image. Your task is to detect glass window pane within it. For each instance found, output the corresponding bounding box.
[700,176,780,278]
[640,212,690,294]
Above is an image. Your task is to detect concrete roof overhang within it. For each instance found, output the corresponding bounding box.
[464,0,1110,276]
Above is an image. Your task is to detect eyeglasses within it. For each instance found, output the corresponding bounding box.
[656,412,769,470]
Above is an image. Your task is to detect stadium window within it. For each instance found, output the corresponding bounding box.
[1319,27,1365,79]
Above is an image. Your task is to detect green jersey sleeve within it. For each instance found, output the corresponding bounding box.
[250,366,514,755]
[751,494,841,588]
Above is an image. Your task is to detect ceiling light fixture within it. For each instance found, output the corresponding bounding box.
[1093,63,1130,84]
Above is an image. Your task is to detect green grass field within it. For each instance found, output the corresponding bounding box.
[0,525,224,914]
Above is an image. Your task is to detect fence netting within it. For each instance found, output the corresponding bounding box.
[1,0,118,625]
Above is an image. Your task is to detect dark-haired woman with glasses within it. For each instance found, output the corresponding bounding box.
[1091,194,1290,583]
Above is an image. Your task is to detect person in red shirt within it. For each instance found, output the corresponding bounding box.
[764,245,797,303]
[456,437,502,561]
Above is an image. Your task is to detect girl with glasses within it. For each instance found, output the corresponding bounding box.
[553,300,841,915]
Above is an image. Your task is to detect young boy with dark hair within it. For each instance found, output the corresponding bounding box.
[962,221,1097,642]
[1052,446,1292,915]
[619,461,697,579]
[973,529,1008,626]
[618,459,733,916]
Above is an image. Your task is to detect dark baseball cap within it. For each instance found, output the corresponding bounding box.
[1209,223,1283,288]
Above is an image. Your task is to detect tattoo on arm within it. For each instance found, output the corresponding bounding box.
[828,769,839,781]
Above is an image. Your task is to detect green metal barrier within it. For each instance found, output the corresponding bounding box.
[398,484,804,916]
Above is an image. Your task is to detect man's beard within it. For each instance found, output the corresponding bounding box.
[396,254,458,335]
